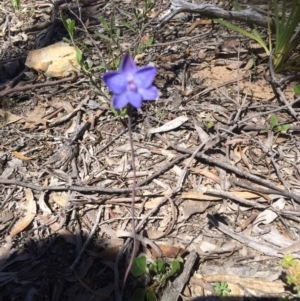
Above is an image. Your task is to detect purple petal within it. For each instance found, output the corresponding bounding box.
[120,54,137,76]
[134,67,156,89]
[112,93,129,109]
[127,91,143,108]
[103,71,127,94]
[139,86,158,100]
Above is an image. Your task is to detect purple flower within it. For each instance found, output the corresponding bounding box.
[103,54,158,109]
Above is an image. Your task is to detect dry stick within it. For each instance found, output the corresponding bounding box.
[230,97,300,125]
[158,0,275,29]
[0,179,152,193]
[70,205,103,271]
[0,71,78,97]
[200,188,267,209]
[276,86,300,121]
[231,179,287,196]
[137,153,189,187]
[170,144,300,203]
[150,29,213,47]
[270,156,290,193]
[160,251,198,301]
[268,50,300,121]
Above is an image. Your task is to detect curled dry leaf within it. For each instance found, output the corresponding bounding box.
[50,192,68,208]
[10,189,36,237]
[11,151,33,161]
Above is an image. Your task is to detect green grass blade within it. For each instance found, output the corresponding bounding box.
[215,19,270,54]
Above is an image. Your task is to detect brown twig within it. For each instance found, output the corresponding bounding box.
[0,179,152,193]
[170,144,300,203]
[0,72,78,97]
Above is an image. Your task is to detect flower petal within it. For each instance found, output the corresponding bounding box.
[134,66,156,89]
[139,86,158,100]
[127,91,143,109]
[103,71,127,94]
[112,93,129,109]
[120,54,137,76]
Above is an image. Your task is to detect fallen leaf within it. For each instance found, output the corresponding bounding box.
[0,110,23,125]
[10,189,36,237]
[50,192,68,208]
[180,199,210,220]
[147,116,188,134]
[11,151,33,161]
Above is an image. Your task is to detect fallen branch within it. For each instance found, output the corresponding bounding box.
[0,179,152,193]
[158,0,275,29]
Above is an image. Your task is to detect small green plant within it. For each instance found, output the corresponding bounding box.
[280,254,300,297]
[95,16,122,68]
[214,282,231,296]
[9,0,21,10]
[60,14,83,66]
[270,114,290,132]
[205,121,214,130]
[137,36,154,54]
[155,111,168,120]
[293,84,300,96]
[131,256,183,301]
[97,16,121,45]
[131,0,155,31]
[111,107,129,120]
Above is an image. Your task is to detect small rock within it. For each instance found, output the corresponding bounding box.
[25,42,80,77]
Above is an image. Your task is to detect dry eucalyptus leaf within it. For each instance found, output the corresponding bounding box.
[11,151,33,161]
[0,109,23,125]
[50,192,68,208]
[148,116,188,134]
[10,189,36,237]
[254,198,285,227]
[180,199,210,220]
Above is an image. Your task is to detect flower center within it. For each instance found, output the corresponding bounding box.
[127,80,137,92]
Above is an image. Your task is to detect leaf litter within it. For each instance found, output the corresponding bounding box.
[1,0,300,300]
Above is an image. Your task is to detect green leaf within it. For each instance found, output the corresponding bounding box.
[95,32,111,41]
[116,28,121,39]
[110,16,115,32]
[161,258,181,282]
[62,37,71,44]
[75,47,82,64]
[149,259,165,274]
[168,259,180,276]
[277,124,290,132]
[100,17,110,32]
[132,288,146,301]
[270,114,278,129]
[146,37,154,47]
[131,256,147,277]
[214,19,270,55]
[206,121,214,129]
[10,0,21,9]
[121,19,136,33]
[67,19,75,39]
[293,84,300,95]
[146,290,157,301]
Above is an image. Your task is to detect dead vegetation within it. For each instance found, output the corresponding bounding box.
[1,0,300,300]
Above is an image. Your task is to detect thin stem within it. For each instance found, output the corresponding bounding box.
[122,105,138,294]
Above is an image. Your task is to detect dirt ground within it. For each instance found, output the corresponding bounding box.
[1,0,300,300]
